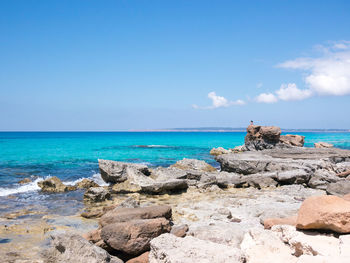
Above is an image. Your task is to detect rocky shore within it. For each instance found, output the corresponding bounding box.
[2,124,350,263]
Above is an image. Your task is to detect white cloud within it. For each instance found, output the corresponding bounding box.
[193,92,245,109]
[276,83,313,101]
[278,41,350,96]
[256,93,278,103]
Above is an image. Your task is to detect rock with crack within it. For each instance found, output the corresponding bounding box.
[38,176,77,193]
[149,233,244,263]
[245,125,283,150]
[84,187,111,202]
[326,180,350,196]
[280,134,305,147]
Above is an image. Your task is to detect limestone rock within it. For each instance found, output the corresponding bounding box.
[84,187,111,202]
[170,224,189,237]
[210,147,230,156]
[263,215,297,229]
[126,252,149,263]
[99,205,172,227]
[98,159,151,184]
[170,158,217,172]
[101,218,171,256]
[280,134,305,147]
[41,231,122,263]
[296,195,350,233]
[326,180,350,196]
[315,142,334,148]
[140,179,188,194]
[149,233,244,263]
[245,125,282,150]
[75,178,99,189]
[38,176,76,193]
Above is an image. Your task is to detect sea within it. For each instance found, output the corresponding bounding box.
[0,131,350,216]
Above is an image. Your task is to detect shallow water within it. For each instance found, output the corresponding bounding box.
[0,131,349,215]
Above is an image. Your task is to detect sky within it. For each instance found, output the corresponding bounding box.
[1,0,350,130]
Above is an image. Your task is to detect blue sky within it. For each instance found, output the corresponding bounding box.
[1,0,350,130]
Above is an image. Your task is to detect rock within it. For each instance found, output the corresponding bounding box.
[149,233,244,263]
[170,224,189,237]
[140,179,188,194]
[210,147,230,156]
[308,170,340,190]
[100,205,172,227]
[326,180,350,196]
[215,171,242,187]
[75,178,99,189]
[280,134,305,147]
[41,231,122,263]
[244,174,278,188]
[296,195,350,233]
[18,177,32,184]
[315,142,334,148]
[83,187,111,202]
[99,159,151,184]
[231,145,247,153]
[245,125,282,150]
[240,227,297,263]
[126,252,149,263]
[273,169,311,185]
[170,158,217,172]
[118,196,140,208]
[38,176,77,193]
[82,229,101,243]
[343,193,350,201]
[101,218,171,256]
[263,215,297,229]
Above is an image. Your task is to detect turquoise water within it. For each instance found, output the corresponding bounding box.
[0,131,350,197]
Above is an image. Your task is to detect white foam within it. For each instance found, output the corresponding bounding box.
[0,177,44,197]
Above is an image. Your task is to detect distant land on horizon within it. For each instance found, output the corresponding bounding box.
[131,127,350,132]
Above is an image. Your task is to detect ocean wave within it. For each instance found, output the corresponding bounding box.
[0,177,44,197]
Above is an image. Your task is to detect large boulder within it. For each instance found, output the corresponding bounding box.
[280,134,305,147]
[101,218,171,256]
[296,195,350,233]
[326,180,350,196]
[170,158,217,172]
[100,205,172,227]
[149,233,244,263]
[99,159,151,184]
[315,142,334,148]
[38,176,77,193]
[41,231,123,263]
[245,125,282,150]
[84,187,111,202]
[126,252,149,263]
[140,179,188,194]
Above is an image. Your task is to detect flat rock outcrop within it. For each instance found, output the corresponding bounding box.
[149,233,244,263]
[170,158,217,172]
[315,142,334,148]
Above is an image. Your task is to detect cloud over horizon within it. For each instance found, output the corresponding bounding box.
[193,92,245,109]
[256,41,350,103]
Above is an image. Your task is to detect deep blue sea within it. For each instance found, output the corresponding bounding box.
[0,131,349,212]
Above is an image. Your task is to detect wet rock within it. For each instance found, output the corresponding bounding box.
[101,218,171,256]
[296,195,350,233]
[170,224,189,237]
[84,187,111,202]
[18,177,32,184]
[42,231,122,263]
[75,179,99,189]
[170,158,217,172]
[99,159,151,184]
[100,205,172,227]
[245,125,282,151]
[210,147,230,156]
[38,176,77,193]
[280,134,305,147]
[126,252,149,263]
[315,142,334,148]
[149,233,244,263]
[326,180,350,196]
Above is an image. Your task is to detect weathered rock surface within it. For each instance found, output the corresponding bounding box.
[101,218,171,256]
[99,159,151,184]
[100,205,172,227]
[75,178,99,189]
[326,180,350,196]
[83,187,111,202]
[18,177,33,184]
[170,158,217,172]
[126,252,149,263]
[149,233,244,263]
[245,125,282,150]
[42,231,123,263]
[210,147,231,156]
[263,215,297,229]
[38,177,77,193]
[280,134,305,147]
[170,224,189,237]
[315,142,334,148]
[296,195,350,233]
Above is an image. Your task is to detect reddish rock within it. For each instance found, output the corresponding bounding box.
[296,195,350,233]
[170,224,189,237]
[280,134,305,147]
[263,215,297,229]
[100,218,171,256]
[245,125,281,150]
[314,142,334,148]
[126,252,149,263]
[82,229,101,243]
[343,193,350,201]
[99,205,172,227]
